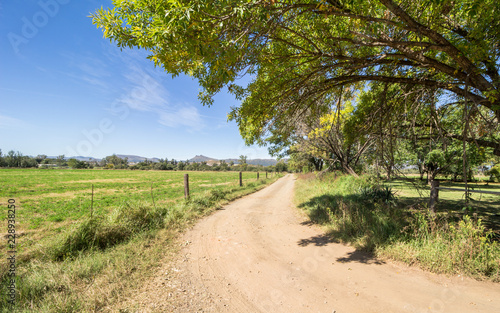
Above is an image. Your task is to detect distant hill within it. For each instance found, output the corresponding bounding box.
[189,155,217,163]
[67,155,161,163]
[66,156,101,162]
[63,154,279,166]
[115,155,161,163]
[189,155,279,167]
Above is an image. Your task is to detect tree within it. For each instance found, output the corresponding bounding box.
[219,160,230,171]
[288,145,324,173]
[56,155,67,167]
[275,160,288,172]
[177,161,186,171]
[0,150,5,167]
[5,151,22,167]
[35,155,47,164]
[104,154,128,169]
[425,149,446,182]
[68,158,89,169]
[238,155,248,171]
[93,0,500,158]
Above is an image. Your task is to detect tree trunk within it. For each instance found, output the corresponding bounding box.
[341,161,359,177]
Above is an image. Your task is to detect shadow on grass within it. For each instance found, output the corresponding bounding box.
[398,191,500,237]
[297,191,406,256]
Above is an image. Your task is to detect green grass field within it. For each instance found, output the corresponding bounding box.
[0,168,265,230]
[386,178,500,234]
[294,173,500,282]
[0,168,279,312]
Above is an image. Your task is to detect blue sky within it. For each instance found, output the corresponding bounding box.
[0,0,271,161]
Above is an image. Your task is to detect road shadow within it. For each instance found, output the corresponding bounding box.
[336,249,385,265]
[297,234,385,265]
[297,234,337,247]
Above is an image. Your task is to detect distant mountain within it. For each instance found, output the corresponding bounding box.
[189,155,279,167]
[59,154,279,166]
[115,155,161,163]
[66,155,161,163]
[189,155,217,163]
[68,156,101,162]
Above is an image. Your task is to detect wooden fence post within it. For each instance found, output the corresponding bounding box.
[266,172,268,179]
[257,172,259,180]
[151,182,156,208]
[429,180,439,213]
[184,174,190,200]
[239,172,243,187]
[91,184,94,218]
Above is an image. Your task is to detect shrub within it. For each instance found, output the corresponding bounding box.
[50,218,131,260]
[51,202,168,260]
[401,212,500,280]
[209,188,229,201]
[359,186,396,204]
[110,201,167,230]
[488,164,500,182]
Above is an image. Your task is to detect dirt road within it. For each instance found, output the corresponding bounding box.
[127,174,500,313]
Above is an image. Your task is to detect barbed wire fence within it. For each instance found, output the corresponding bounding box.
[2,171,282,221]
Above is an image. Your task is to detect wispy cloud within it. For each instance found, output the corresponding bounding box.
[115,55,204,130]
[58,52,111,91]
[65,46,205,130]
[0,114,29,129]
[118,66,168,112]
[159,106,203,130]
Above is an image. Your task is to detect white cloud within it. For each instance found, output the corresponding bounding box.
[118,66,168,112]
[81,76,108,89]
[116,58,205,130]
[65,47,206,131]
[0,114,29,129]
[51,52,112,91]
[158,106,204,130]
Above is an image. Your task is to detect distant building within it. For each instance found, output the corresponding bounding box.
[38,164,58,168]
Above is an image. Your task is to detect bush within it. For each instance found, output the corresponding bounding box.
[488,164,500,182]
[359,186,396,204]
[50,218,131,260]
[51,202,168,260]
[209,188,229,201]
[400,212,499,280]
[110,201,167,230]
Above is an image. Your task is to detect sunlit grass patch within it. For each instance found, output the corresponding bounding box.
[294,173,500,282]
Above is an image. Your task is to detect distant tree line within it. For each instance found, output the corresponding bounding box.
[0,150,288,172]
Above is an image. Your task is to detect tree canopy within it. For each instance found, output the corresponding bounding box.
[92,0,500,162]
